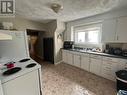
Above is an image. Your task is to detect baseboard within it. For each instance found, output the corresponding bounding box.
[54,60,63,65]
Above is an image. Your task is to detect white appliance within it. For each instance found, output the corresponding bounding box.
[0,30,42,95]
[0,30,29,60]
[0,58,42,95]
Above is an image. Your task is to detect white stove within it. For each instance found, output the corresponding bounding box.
[0,31,42,95]
[0,58,41,84]
[0,58,42,95]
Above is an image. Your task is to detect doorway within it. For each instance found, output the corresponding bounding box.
[26,29,40,59]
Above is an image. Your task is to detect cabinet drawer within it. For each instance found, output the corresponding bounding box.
[101,66,116,81]
[119,59,127,63]
[90,54,102,59]
[72,51,81,55]
[103,56,118,62]
[102,65,112,71]
[102,61,114,66]
[80,53,89,57]
[101,71,115,81]
[101,69,112,76]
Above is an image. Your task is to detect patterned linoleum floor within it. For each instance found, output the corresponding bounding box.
[36,60,116,95]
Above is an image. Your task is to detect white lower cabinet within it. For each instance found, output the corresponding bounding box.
[67,52,73,65]
[81,54,90,71]
[62,50,67,63]
[0,80,3,95]
[62,50,73,65]
[90,57,102,76]
[73,54,81,68]
[2,70,40,95]
[117,59,127,70]
[62,49,127,81]
[101,57,118,81]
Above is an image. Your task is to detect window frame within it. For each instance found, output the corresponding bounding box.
[73,23,102,45]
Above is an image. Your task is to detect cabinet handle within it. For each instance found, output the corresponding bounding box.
[106,67,111,69]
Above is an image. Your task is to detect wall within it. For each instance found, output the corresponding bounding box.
[64,8,127,41]
[0,16,47,31]
[106,43,127,50]
[43,20,65,64]
[44,20,57,37]
[54,20,65,64]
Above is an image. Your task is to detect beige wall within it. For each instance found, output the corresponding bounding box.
[0,17,47,31]
[44,20,57,37]
[43,20,65,64]
[54,21,65,64]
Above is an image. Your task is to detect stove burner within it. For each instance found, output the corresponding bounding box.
[26,63,36,68]
[3,67,22,76]
[19,58,30,62]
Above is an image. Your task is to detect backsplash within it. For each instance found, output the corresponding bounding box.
[106,43,127,50]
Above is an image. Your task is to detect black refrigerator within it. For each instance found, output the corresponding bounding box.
[43,38,54,63]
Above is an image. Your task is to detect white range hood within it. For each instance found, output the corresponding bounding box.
[0,32,12,40]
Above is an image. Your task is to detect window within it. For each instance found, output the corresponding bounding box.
[74,23,101,44]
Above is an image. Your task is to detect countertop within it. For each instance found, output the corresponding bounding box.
[62,48,127,59]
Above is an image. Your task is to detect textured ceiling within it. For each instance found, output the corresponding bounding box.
[16,0,127,23]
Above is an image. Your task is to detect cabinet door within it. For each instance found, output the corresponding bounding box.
[73,54,81,68]
[3,70,40,95]
[101,60,118,81]
[67,52,73,65]
[0,80,3,95]
[101,19,117,42]
[117,16,127,42]
[117,59,127,71]
[62,50,67,63]
[90,58,102,76]
[81,55,90,71]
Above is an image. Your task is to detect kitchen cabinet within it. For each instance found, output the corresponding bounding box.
[116,16,127,42]
[73,54,81,68]
[62,49,127,81]
[80,54,90,71]
[117,59,127,70]
[101,16,127,43]
[67,51,73,65]
[62,50,68,63]
[62,50,73,65]
[0,80,3,95]
[90,55,102,76]
[2,70,40,95]
[101,57,118,81]
[102,19,117,42]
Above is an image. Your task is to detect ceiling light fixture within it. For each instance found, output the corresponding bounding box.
[51,3,63,13]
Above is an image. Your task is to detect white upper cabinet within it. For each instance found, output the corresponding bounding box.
[102,16,127,43]
[116,16,127,42]
[101,19,117,42]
